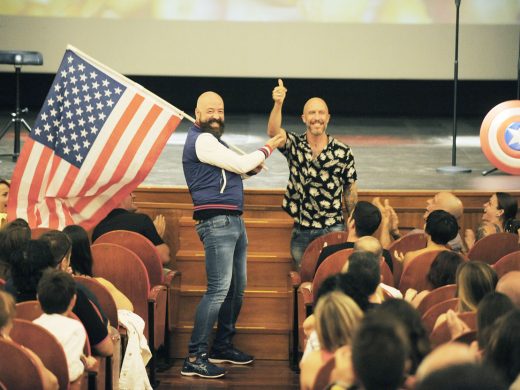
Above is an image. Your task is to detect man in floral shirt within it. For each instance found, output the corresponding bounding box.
[267,79,357,268]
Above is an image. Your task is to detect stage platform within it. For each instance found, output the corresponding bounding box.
[0,111,517,191]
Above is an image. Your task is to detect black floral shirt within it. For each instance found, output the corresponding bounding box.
[281,131,356,228]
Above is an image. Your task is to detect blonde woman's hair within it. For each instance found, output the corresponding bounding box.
[315,291,363,352]
[456,261,498,312]
[0,290,16,330]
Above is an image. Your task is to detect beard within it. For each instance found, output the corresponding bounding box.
[307,119,327,135]
[200,118,225,138]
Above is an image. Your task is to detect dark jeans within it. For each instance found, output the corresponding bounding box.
[290,223,345,269]
[188,215,248,355]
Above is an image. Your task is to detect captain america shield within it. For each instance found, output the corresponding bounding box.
[480,100,520,175]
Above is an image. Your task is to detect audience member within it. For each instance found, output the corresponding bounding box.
[415,342,479,383]
[0,290,58,390]
[0,218,31,280]
[375,191,464,252]
[405,250,464,307]
[314,201,393,276]
[34,269,97,382]
[91,192,171,265]
[351,312,410,390]
[477,292,514,351]
[63,224,133,311]
[415,363,508,390]
[396,210,458,268]
[435,261,497,329]
[373,299,431,374]
[0,179,9,226]
[268,79,357,269]
[465,192,519,250]
[496,271,520,308]
[484,309,520,387]
[7,237,114,357]
[300,292,362,390]
[353,236,402,298]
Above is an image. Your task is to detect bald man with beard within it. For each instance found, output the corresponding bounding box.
[268,79,358,269]
[181,91,284,379]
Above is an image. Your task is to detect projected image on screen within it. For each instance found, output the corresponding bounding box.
[1,0,519,24]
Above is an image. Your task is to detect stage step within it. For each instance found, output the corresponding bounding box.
[170,323,290,360]
[177,217,293,253]
[177,287,292,328]
[176,250,293,288]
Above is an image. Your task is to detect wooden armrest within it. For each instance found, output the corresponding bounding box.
[162,269,181,286]
[148,285,167,302]
[289,271,301,287]
[298,282,313,306]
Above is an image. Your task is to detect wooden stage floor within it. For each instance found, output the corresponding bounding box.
[0,112,517,191]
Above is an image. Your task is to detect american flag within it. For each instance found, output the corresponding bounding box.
[8,46,184,230]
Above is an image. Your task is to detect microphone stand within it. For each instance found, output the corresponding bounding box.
[437,0,472,174]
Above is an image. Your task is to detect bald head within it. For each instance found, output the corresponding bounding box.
[425,192,463,220]
[354,236,383,259]
[496,271,520,308]
[303,97,329,115]
[195,91,225,138]
[415,342,478,382]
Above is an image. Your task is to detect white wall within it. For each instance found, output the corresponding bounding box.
[0,15,517,79]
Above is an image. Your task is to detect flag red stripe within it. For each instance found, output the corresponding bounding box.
[27,146,54,227]
[7,137,35,221]
[77,93,144,197]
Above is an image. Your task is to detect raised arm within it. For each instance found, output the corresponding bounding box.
[268,79,288,140]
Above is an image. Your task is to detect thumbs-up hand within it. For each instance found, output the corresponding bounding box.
[272,78,287,105]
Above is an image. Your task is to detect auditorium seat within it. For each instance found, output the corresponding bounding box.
[421,298,460,334]
[416,284,457,316]
[298,231,349,284]
[74,275,122,390]
[467,232,520,265]
[429,312,477,348]
[15,300,43,321]
[10,318,72,390]
[492,250,520,278]
[312,249,354,303]
[387,233,428,286]
[398,250,443,294]
[380,258,394,287]
[94,229,181,331]
[91,242,166,386]
[0,338,46,390]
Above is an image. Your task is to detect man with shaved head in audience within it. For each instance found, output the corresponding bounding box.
[375,191,465,252]
[496,271,520,308]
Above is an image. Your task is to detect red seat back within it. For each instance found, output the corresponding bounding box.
[300,231,348,283]
[467,232,520,265]
[421,297,460,334]
[416,284,457,316]
[10,319,70,389]
[399,250,443,294]
[312,249,354,302]
[15,300,43,321]
[0,338,46,390]
[492,250,520,278]
[387,233,428,286]
[94,230,164,286]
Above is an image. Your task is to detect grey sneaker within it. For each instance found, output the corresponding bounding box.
[180,353,226,378]
[209,346,254,365]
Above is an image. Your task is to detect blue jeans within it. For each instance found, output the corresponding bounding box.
[291,223,345,270]
[188,215,248,356]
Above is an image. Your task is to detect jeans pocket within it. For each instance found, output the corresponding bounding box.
[209,215,230,229]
